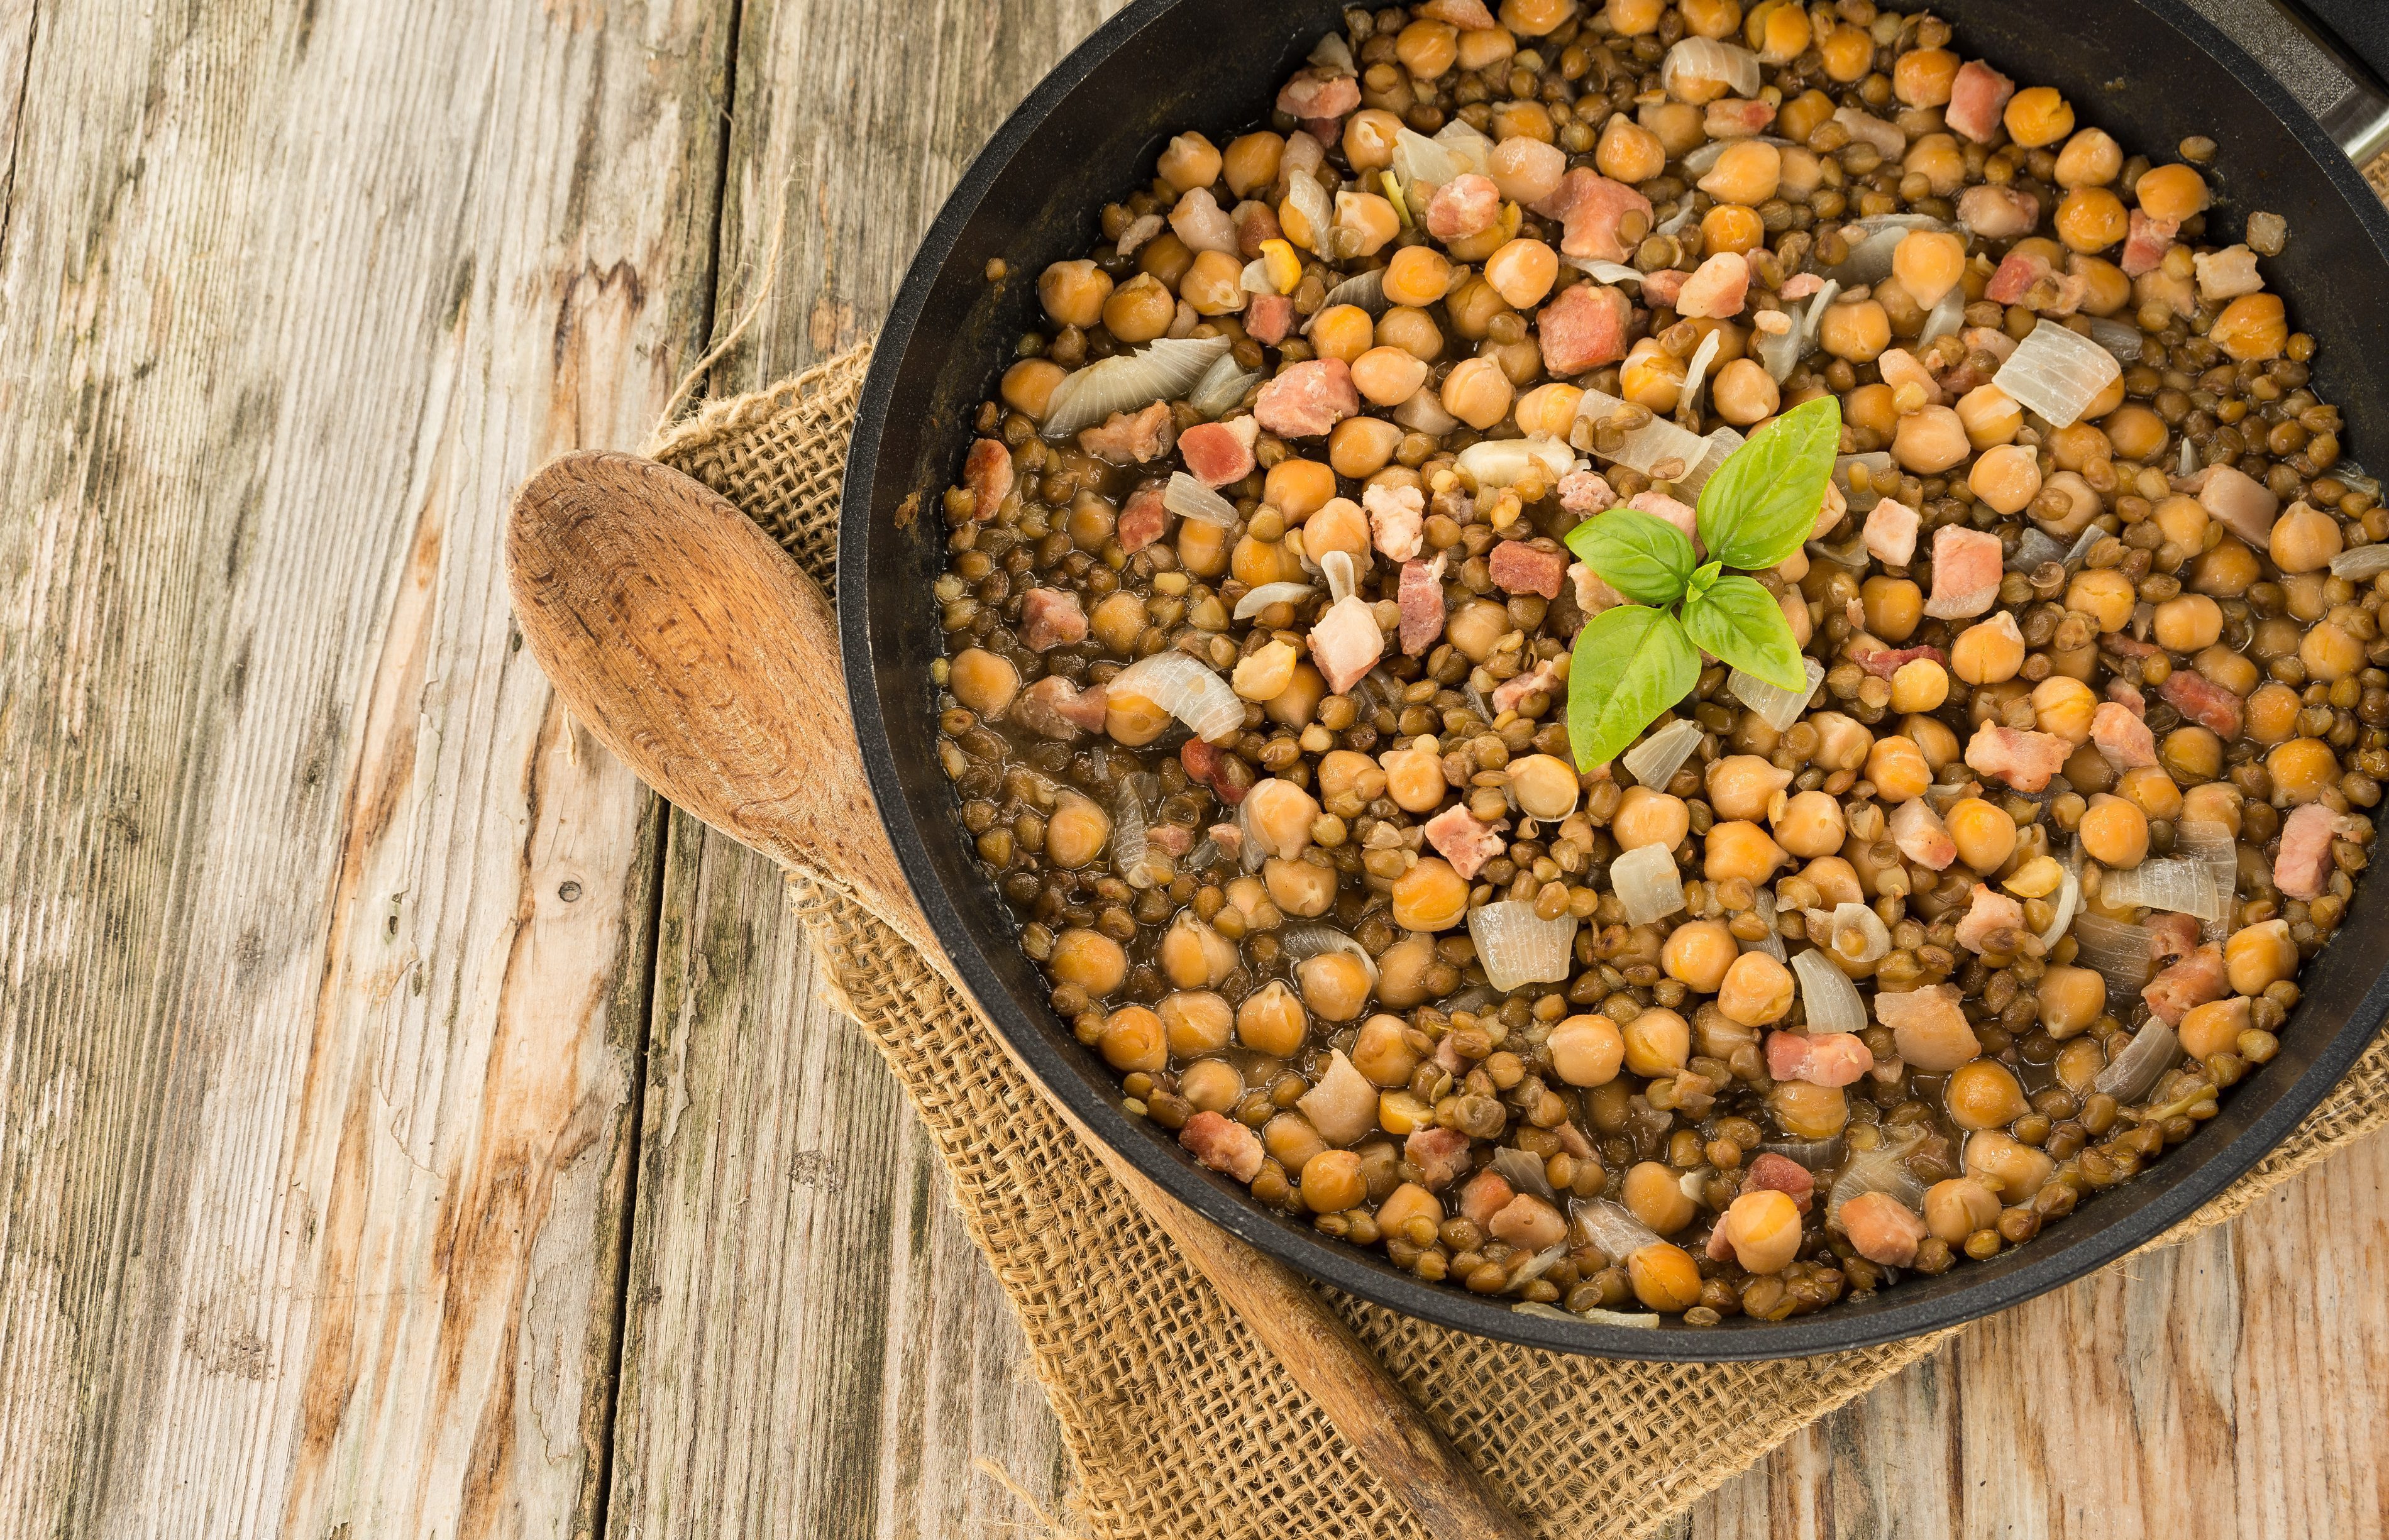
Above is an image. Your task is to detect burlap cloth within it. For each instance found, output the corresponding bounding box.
[646,341,2389,1539]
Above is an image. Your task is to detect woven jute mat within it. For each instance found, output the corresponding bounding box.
[648,342,2389,1539]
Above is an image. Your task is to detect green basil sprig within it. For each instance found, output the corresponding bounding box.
[1561,395,1840,772]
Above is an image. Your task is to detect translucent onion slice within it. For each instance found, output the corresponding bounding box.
[1320,547,1359,605]
[1563,257,1646,285]
[1284,171,1334,255]
[2175,819,2241,936]
[2088,315,2146,363]
[1790,949,1867,1035]
[2178,435,2199,479]
[1308,29,1355,72]
[1108,651,1244,742]
[2332,542,2389,581]
[1312,265,1388,319]
[1992,319,2123,429]
[1391,126,1459,198]
[1918,283,1967,346]
[2063,521,2106,571]
[2068,911,2154,995]
[1455,433,1576,490]
[1827,1131,1926,1226]
[2038,862,2081,949]
[1111,779,1150,886]
[1623,717,1703,789]
[1806,901,1891,967]
[2008,526,2066,572]
[1432,117,1496,176]
[1676,326,1724,427]
[1568,387,1714,483]
[1041,334,1232,439]
[1799,280,1842,343]
[1758,295,1814,380]
[1468,901,1580,991]
[2094,1021,2180,1103]
[1756,1135,1845,1170]
[1393,388,1460,436]
[1660,35,1761,99]
[1610,842,1686,928]
[1572,1200,1664,1265]
[2336,459,2382,498]
[1576,1306,1662,1328]
[1276,923,1380,992]
[2098,855,2227,921]
[1835,451,1895,514]
[1232,580,1316,620]
[1680,133,1793,175]
[1684,427,1743,493]
[1820,226,1907,287]
[1751,888,1787,962]
[1808,530,1870,566]
[1728,656,1826,734]
[1492,1145,1557,1202]
[1655,199,1701,238]
[1188,351,1262,419]
[1240,257,1274,294]
[1164,471,1240,527]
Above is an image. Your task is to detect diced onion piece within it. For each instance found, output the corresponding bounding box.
[1308,30,1355,72]
[1759,294,1819,380]
[1313,265,1388,319]
[2038,863,2080,949]
[2094,1021,2180,1103]
[1677,1165,1709,1204]
[1164,471,1240,527]
[1112,779,1152,886]
[1826,1130,1926,1226]
[1232,580,1316,620]
[2178,435,2199,479]
[1276,923,1380,991]
[2332,542,2389,581]
[1684,428,1743,494]
[1799,280,1841,343]
[1807,531,1870,566]
[1728,656,1826,734]
[2008,527,2066,571]
[1835,451,1895,514]
[1492,1145,1557,1202]
[1240,258,1274,294]
[1805,901,1890,967]
[1455,432,1575,490]
[1660,35,1761,99]
[1756,1135,1845,1170]
[1919,283,1967,346]
[1563,257,1646,285]
[1676,326,1723,427]
[1284,171,1335,253]
[1188,351,1262,419]
[2334,459,2381,498]
[2063,522,2105,571]
[1391,125,1459,200]
[1820,215,1954,288]
[1569,386,1714,483]
[1432,117,1496,176]
[1109,651,1244,742]
[1577,1307,1663,1328]
[1623,717,1704,789]
[1680,134,1794,175]
[1655,199,1701,238]
[2088,315,2146,363]
[2097,855,2227,921]
[1393,388,1461,435]
[1572,1200,1663,1265]
[1992,319,2123,430]
[1467,900,1579,992]
[1320,547,1359,605]
[2068,911,2154,995]
[1610,842,1686,928]
[1752,888,1787,962]
[1790,949,1867,1036]
[1042,334,1232,438]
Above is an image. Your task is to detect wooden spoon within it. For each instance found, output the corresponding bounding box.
[506,450,1530,1540]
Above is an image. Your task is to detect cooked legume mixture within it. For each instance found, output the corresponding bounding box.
[927,0,2384,1327]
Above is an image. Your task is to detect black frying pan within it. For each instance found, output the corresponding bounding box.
[840,0,2389,1360]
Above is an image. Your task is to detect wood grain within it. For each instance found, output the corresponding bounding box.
[0,0,729,1534]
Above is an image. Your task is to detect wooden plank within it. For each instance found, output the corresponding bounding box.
[604,1,1121,1534]
[0,0,731,1534]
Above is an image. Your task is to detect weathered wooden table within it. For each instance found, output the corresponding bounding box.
[8,1,2388,1534]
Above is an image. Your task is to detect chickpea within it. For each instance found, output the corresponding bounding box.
[1708,755,1794,822]
[2245,681,2302,745]
[1619,338,1688,414]
[1098,1006,1166,1072]
[1968,444,2044,516]
[1704,820,1787,887]
[2004,85,2075,148]
[1621,1008,1692,1077]
[1801,857,1867,908]
[1711,358,1780,426]
[1818,299,1892,363]
[1001,358,1065,419]
[1718,951,1795,1026]
[2036,964,2107,1040]
[1243,777,1320,860]
[1945,1059,2029,1131]
[1889,659,1949,714]
[2066,568,2139,633]
[1259,663,1323,731]
[1893,45,1959,107]
[1178,1057,1244,1114]
[1393,17,1458,77]
[2149,593,2223,654]
[1890,230,1967,310]
[1662,919,1740,993]
[1297,952,1374,1023]
[1622,1160,1696,1234]
[1472,240,1556,316]
[1772,789,1847,857]
[1862,576,1924,641]
[1892,405,1970,474]
[1951,613,2026,685]
[1719,1187,1804,1274]
[2268,738,2340,805]
[944,647,1018,720]
[2055,187,2128,253]
[1381,246,1454,311]
[1771,1079,1850,1140]
[1038,258,1113,329]
[1550,1015,1627,1087]
[1505,0,1574,35]
[1907,714,1963,771]
[1902,133,1967,199]
[1342,111,1403,174]
[2171,996,2253,1063]
[2190,537,2261,597]
[2024,678,2092,747]
[1375,305,1446,361]
[1628,1243,1706,1312]
[1320,417,1398,480]
[1441,356,1514,431]
[1308,304,1374,366]
[1347,344,1428,408]
[1810,713,1873,773]
[2270,502,2343,573]
[1222,130,1284,196]
[1373,935,1441,1010]
[1050,928,1127,996]
[1237,979,1308,1056]
[1508,753,1581,822]
[1941,800,2016,877]
[2135,162,2210,222]
[1264,856,1336,918]
[2302,622,2364,684]
[1509,383,1580,442]
[1964,1129,2055,1199]
[1264,1111,1327,1174]
[1232,639,1299,703]
[1380,745,1449,815]
[1614,786,1692,851]
[2212,293,2288,361]
[1698,140,1782,206]
[1257,458,1330,522]
[2055,128,2123,189]
[1159,912,1239,989]
[1955,383,2024,449]
[2080,793,2151,869]
[1301,1148,1366,1213]
[2181,782,2244,836]
[1391,857,1469,931]
[1924,1178,2004,1245]
[1865,735,1933,803]
[1445,598,1512,664]
[2226,918,2298,996]
[1376,1182,1443,1245]
[1591,114,1665,185]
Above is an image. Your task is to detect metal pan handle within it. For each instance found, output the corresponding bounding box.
[2215,0,2389,163]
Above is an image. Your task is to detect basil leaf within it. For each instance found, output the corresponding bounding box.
[1562,509,1694,604]
[1695,393,1843,573]
[1679,574,1808,691]
[1567,605,1702,772]
[1685,559,1722,605]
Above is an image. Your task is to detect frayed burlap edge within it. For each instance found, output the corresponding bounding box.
[649,322,2389,1540]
